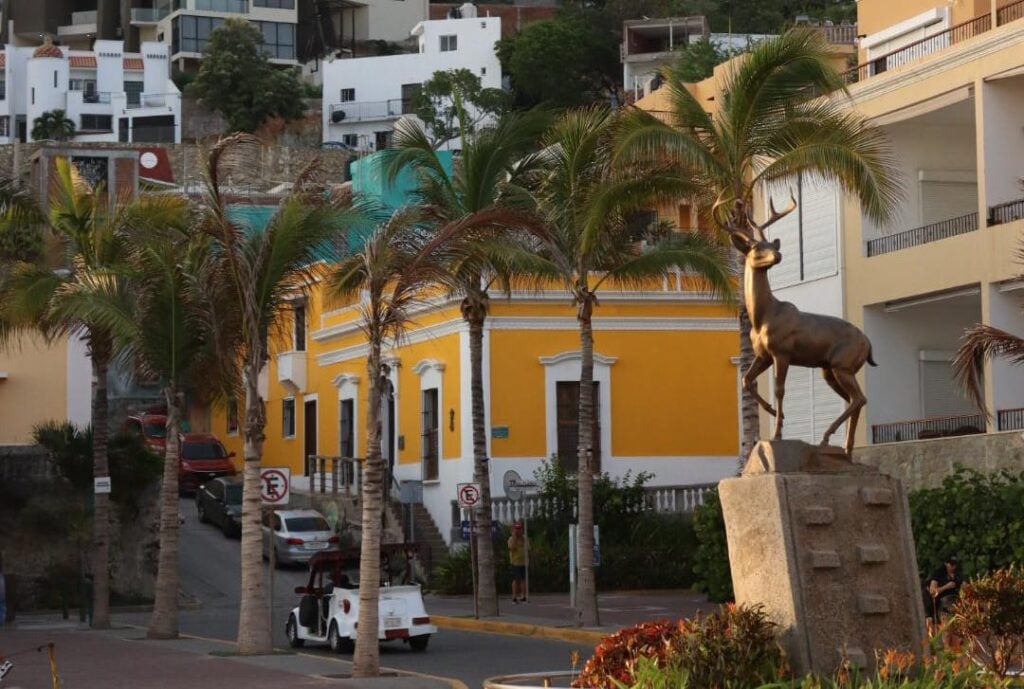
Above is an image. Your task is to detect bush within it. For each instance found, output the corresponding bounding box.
[573,605,783,689]
[947,565,1024,679]
[692,489,733,603]
[910,467,1024,581]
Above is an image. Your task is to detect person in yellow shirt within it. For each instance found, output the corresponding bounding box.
[508,521,527,603]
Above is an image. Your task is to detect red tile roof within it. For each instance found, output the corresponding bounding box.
[123,57,144,70]
[68,55,97,68]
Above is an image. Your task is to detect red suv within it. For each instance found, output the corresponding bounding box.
[123,413,168,454]
[178,433,237,494]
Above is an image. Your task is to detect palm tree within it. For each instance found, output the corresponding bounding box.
[530,105,735,627]
[193,135,347,654]
[52,198,235,640]
[325,209,443,676]
[384,111,549,617]
[954,324,1024,417]
[32,109,76,142]
[0,158,161,628]
[616,30,902,461]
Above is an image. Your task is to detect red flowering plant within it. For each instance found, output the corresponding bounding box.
[572,605,784,689]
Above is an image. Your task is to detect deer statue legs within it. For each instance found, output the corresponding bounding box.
[743,355,776,417]
[820,367,866,456]
[772,356,789,440]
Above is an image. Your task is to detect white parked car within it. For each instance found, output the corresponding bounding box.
[261,508,339,566]
[286,550,436,653]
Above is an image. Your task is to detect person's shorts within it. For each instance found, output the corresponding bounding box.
[510,565,526,580]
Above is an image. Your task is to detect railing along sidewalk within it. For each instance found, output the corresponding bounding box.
[490,483,716,524]
[871,413,985,444]
[305,455,362,495]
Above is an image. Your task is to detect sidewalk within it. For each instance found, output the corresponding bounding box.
[0,618,461,689]
[425,590,716,644]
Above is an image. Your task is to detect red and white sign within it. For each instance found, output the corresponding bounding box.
[457,482,481,508]
[260,467,291,505]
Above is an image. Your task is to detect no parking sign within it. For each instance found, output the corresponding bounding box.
[260,467,291,505]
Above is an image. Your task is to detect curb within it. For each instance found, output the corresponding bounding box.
[432,615,606,645]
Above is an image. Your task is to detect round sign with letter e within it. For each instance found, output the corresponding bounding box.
[260,467,291,505]
[457,482,481,508]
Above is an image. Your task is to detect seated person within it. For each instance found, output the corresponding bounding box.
[924,554,962,621]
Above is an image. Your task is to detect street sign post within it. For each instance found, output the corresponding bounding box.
[260,466,290,642]
[94,476,112,494]
[457,483,482,618]
[456,482,481,508]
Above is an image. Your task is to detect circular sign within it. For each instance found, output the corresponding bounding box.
[503,470,523,501]
[458,483,481,508]
[260,469,289,503]
[139,151,159,169]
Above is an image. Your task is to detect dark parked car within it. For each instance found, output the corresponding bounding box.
[178,433,236,493]
[196,477,243,537]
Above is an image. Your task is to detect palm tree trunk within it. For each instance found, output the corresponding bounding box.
[738,297,759,467]
[90,338,111,629]
[236,359,271,654]
[575,300,599,627]
[467,308,497,617]
[354,336,384,677]
[148,384,181,639]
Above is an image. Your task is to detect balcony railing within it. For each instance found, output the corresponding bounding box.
[126,93,172,109]
[71,9,98,24]
[998,0,1024,25]
[988,198,1024,226]
[329,99,404,123]
[131,7,169,22]
[843,13,992,84]
[814,24,858,44]
[866,212,978,257]
[79,91,113,104]
[872,413,985,444]
[997,407,1024,431]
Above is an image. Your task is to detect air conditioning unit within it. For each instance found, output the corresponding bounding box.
[331,109,346,123]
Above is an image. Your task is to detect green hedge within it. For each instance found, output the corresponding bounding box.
[690,467,1024,602]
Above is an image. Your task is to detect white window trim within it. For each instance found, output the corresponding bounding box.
[414,359,445,480]
[538,351,616,465]
[334,373,360,458]
[282,396,296,439]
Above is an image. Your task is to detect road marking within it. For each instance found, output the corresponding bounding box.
[431,615,605,646]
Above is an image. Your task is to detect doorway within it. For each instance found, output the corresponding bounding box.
[380,377,396,478]
[303,399,317,473]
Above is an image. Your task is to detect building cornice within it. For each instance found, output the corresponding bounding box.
[538,351,618,366]
[412,359,446,375]
[332,373,360,388]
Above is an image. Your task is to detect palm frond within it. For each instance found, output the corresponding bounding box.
[953,324,1024,415]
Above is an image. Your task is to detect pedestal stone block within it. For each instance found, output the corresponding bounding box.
[719,440,926,676]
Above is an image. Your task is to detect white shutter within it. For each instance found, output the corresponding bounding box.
[764,181,801,289]
[920,181,977,225]
[763,176,839,287]
[919,356,973,417]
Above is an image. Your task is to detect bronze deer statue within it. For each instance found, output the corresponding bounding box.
[726,194,876,457]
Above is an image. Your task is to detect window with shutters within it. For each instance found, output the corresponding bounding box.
[293,304,306,352]
[282,398,296,438]
[439,34,457,51]
[400,83,421,114]
[556,381,600,473]
[340,398,354,457]
[421,388,439,480]
[919,353,973,418]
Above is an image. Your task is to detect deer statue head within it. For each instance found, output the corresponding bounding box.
[717,192,798,269]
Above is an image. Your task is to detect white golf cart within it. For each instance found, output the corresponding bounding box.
[286,545,436,653]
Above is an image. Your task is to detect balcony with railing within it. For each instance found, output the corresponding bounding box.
[871,413,985,444]
[866,212,979,257]
[131,7,169,23]
[999,0,1024,25]
[126,93,173,109]
[329,99,404,124]
[988,198,1024,226]
[58,9,98,37]
[997,407,1024,430]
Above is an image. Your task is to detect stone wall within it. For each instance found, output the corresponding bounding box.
[0,141,351,189]
[853,430,1024,491]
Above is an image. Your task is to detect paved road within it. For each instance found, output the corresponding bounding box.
[117,500,592,689]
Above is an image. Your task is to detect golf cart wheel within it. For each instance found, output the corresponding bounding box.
[286,614,304,648]
[409,635,430,652]
[328,622,353,654]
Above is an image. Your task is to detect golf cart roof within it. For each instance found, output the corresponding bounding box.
[296,544,423,595]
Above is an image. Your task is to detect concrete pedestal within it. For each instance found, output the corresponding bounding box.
[719,440,926,676]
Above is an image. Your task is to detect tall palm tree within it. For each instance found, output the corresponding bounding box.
[326,209,443,676]
[529,106,735,626]
[616,30,902,461]
[31,109,76,142]
[384,111,549,617]
[193,135,346,654]
[954,324,1024,417]
[0,158,160,628]
[52,198,235,640]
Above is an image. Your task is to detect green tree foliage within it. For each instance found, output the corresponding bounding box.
[189,18,306,132]
[691,489,734,603]
[411,69,510,147]
[497,9,620,108]
[0,177,45,267]
[31,109,75,142]
[663,37,727,83]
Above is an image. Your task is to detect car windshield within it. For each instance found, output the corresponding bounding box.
[286,517,329,532]
[182,441,228,460]
[143,423,167,438]
[224,484,243,504]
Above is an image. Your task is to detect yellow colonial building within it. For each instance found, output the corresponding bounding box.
[213,273,741,541]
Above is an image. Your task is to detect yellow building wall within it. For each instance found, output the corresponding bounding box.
[857,0,991,38]
[0,335,70,444]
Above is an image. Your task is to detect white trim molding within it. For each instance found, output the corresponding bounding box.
[412,359,447,375]
[539,351,619,367]
[332,373,360,388]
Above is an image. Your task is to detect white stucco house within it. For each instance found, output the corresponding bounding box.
[322,6,501,152]
[0,38,181,144]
